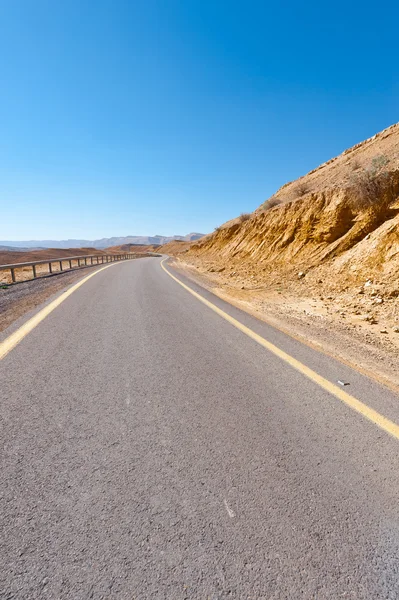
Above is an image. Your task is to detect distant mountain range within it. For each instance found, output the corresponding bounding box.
[0,233,204,250]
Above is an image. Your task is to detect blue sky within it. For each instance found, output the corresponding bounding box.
[0,0,398,240]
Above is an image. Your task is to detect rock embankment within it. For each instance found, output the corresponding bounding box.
[167,122,399,381]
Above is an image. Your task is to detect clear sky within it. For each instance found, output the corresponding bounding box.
[0,0,398,240]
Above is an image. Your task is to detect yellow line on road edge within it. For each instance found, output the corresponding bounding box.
[0,262,119,361]
[161,259,399,441]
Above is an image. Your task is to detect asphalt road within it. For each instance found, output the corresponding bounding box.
[1,256,399,599]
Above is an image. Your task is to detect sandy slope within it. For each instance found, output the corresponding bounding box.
[156,240,192,255]
[105,243,159,253]
[166,122,399,385]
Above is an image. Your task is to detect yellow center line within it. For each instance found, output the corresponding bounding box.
[161,259,399,441]
[0,262,122,361]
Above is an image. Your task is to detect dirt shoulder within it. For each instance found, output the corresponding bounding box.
[171,257,399,394]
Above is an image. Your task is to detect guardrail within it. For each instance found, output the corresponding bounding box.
[0,253,139,284]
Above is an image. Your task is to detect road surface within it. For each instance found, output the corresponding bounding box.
[1,256,399,599]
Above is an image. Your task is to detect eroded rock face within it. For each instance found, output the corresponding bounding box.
[166,124,399,355]
[182,119,399,296]
[187,176,399,287]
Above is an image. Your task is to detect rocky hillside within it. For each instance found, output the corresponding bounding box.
[105,243,159,253]
[157,240,193,255]
[186,122,399,294]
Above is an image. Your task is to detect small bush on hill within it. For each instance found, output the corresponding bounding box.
[295,182,310,197]
[238,212,251,223]
[349,155,396,211]
[370,154,390,175]
[260,196,282,211]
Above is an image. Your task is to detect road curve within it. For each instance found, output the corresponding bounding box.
[1,256,399,599]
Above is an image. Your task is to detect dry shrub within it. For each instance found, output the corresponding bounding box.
[295,182,310,197]
[348,155,398,212]
[349,164,398,212]
[238,212,251,223]
[370,155,390,173]
[260,196,282,211]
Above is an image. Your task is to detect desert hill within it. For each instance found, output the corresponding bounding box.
[184,122,399,291]
[156,239,192,255]
[166,122,399,380]
[105,243,159,254]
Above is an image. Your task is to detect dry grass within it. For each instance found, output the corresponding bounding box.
[295,182,310,197]
[348,156,398,212]
[260,196,282,211]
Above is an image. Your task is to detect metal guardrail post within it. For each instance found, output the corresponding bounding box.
[0,251,143,284]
